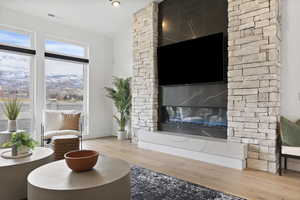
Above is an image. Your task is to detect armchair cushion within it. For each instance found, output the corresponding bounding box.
[43,110,62,131]
[280,116,300,147]
[43,110,80,132]
[60,113,81,131]
[282,146,300,156]
[44,130,81,139]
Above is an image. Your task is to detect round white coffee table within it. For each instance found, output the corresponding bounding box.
[28,155,131,200]
[0,147,54,200]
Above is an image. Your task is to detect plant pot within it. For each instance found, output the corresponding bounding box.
[125,121,131,139]
[117,131,126,140]
[17,145,30,155]
[12,145,18,156]
[7,120,17,132]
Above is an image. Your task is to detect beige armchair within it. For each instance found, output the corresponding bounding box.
[41,110,83,148]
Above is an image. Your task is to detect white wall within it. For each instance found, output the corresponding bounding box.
[281,0,300,121]
[111,22,133,134]
[281,0,300,171]
[0,7,114,139]
[113,22,133,78]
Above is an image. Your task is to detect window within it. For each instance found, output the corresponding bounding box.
[44,39,88,134]
[45,39,86,58]
[45,59,85,111]
[0,28,89,135]
[0,51,33,132]
[0,29,31,48]
[0,27,34,133]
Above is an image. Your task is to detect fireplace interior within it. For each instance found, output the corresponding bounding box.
[162,106,227,126]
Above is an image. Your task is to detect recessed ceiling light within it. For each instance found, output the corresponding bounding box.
[48,13,56,18]
[111,1,120,7]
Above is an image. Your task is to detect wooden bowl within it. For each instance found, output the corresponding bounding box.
[64,150,99,172]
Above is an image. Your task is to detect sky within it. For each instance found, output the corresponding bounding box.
[0,29,30,48]
[45,40,85,58]
[0,52,30,72]
[45,59,84,76]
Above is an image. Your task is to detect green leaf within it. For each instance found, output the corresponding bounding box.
[2,132,38,149]
[1,97,23,120]
[105,77,132,131]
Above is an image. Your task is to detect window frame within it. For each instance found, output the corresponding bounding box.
[0,44,36,55]
[43,36,89,135]
[45,52,88,63]
[0,29,35,133]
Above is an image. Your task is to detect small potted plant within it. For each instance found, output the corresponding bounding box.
[2,132,38,155]
[1,97,22,132]
[105,77,131,140]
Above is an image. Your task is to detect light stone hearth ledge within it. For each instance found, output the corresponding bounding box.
[138,130,247,170]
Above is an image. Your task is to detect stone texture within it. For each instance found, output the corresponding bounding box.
[132,0,281,173]
[228,0,281,173]
[132,2,159,141]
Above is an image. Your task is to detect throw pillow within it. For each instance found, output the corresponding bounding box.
[60,113,81,131]
[280,116,300,147]
[43,110,63,131]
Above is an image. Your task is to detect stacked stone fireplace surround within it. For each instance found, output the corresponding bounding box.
[132,0,281,173]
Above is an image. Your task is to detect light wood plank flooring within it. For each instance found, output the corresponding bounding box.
[84,137,300,200]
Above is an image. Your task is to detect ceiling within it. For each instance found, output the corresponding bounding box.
[0,0,160,36]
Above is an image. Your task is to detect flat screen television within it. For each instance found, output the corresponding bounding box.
[157,33,226,85]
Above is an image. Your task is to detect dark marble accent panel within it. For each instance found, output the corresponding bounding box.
[158,0,228,46]
[160,83,227,108]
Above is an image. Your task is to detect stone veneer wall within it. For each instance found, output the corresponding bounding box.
[132,2,159,141]
[132,0,281,173]
[227,0,281,173]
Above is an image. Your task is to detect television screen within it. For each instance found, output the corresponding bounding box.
[157,33,225,85]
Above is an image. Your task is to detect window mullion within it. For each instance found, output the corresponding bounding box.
[45,52,89,64]
[0,44,36,55]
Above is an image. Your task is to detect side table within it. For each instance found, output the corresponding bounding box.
[0,147,54,200]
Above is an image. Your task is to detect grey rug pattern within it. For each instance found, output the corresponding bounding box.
[131,166,246,200]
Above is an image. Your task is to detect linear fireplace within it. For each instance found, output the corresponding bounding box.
[158,83,228,139]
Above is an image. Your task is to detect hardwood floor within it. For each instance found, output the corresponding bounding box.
[84,137,300,200]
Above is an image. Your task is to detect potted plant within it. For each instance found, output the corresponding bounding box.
[1,97,22,132]
[105,77,131,140]
[2,132,38,155]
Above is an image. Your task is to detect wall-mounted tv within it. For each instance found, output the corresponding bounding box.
[157,33,226,86]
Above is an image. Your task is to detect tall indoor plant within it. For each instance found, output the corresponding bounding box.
[105,77,131,140]
[1,97,22,132]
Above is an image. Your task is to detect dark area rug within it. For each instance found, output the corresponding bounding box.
[131,166,246,200]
